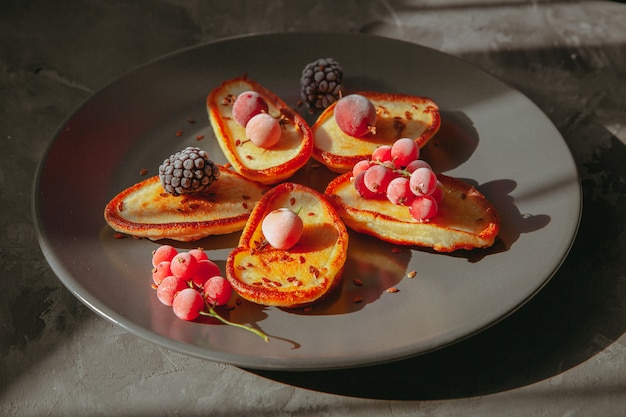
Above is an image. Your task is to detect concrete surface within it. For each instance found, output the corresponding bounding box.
[1,0,625,416]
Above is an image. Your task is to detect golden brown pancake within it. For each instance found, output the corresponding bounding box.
[207,76,313,184]
[226,182,348,307]
[325,172,499,252]
[104,167,268,241]
[312,91,441,173]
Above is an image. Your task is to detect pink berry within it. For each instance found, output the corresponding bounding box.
[391,138,419,168]
[431,183,445,203]
[334,94,377,138]
[232,90,269,126]
[409,196,438,221]
[386,177,415,206]
[156,275,188,306]
[371,145,392,163]
[152,245,178,267]
[170,252,198,280]
[354,171,383,199]
[203,276,233,306]
[352,159,371,178]
[261,208,304,250]
[409,167,438,196]
[188,248,208,263]
[152,261,172,285]
[192,259,221,287]
[363,164,394,194]
[172,288,204,321]
[246,113,281,148]
[405,159,432,173]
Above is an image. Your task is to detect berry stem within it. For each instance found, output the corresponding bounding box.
[200,301,270,342]
[370,159,410,178]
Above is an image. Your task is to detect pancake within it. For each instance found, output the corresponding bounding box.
[312,91,441,173]
[104,166,268,241]
[207,76,313,184]
[226,182,348,307]
[325,172,499,252]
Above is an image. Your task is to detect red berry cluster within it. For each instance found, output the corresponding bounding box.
[352,138,444,221]
[150,245,270,342]
[151,245,232,320]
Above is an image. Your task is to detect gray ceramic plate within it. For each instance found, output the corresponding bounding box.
[33,33,581,371]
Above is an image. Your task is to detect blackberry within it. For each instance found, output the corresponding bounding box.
[300,58,344,111]
[159,147,220,195]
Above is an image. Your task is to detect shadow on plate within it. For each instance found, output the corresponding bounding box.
[281,232,411,316]
[421,110,478,173]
